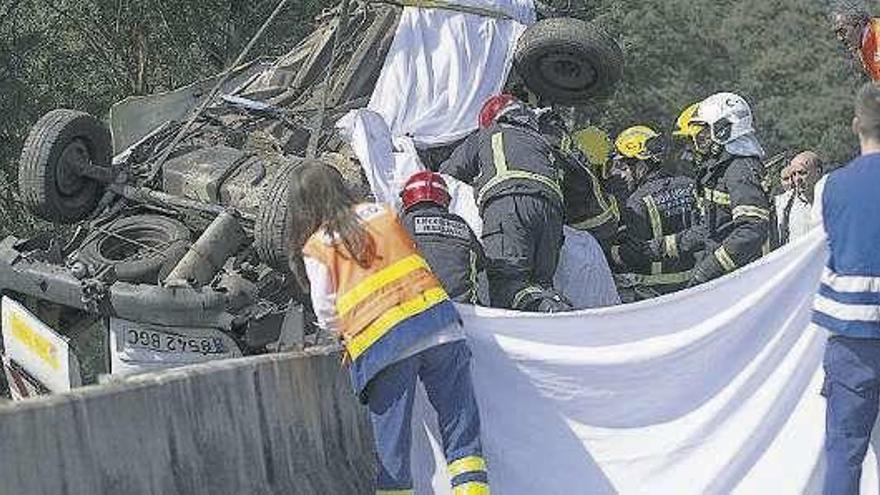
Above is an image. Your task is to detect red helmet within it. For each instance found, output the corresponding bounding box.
[479,93,519,129]
[401,171,451,211]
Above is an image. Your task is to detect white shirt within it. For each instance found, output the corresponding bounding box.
[810,175,828,235]
[775,188,819,243]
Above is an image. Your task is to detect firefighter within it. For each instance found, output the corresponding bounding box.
[439,94,572,312]
[643,93,771,286]
[553,121,621,249]
[831,4,880,82]
[671,102,704,168]
[400,170,486,304]
[291,162,488,495]
[608,125,698,301]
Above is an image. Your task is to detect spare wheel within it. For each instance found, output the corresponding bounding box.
[514,17,624,105]
[78,215,191,284]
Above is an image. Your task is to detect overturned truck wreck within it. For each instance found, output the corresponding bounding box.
[0,1,623,395]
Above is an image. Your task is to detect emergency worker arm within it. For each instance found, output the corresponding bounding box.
[647,191,705,260]
[612,205,652,270]
[472,231,487,273]
[304,256,340,334]
[693,159,770,281]
[669,223,708,259]
[438,132,481,183]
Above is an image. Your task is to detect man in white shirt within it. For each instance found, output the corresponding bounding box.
[775,151,823,244]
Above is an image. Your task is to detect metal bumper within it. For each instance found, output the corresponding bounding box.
[0,237,235,330]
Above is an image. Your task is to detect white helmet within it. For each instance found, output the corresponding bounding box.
[692,92,755,145]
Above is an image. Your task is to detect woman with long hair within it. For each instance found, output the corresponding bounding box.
[290,161,489,494]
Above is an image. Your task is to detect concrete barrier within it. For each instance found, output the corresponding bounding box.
[0,347,374,495]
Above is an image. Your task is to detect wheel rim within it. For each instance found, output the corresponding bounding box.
[538,52,598,91]
[56,138,94,197]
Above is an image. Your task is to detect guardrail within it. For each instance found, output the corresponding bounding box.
[0,348,374,495]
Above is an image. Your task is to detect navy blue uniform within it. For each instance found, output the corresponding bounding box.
[661,152,771,285]
[612,169,698,300]
[402,205,485,304]
[812,153,880,494]
[439,119,568,311]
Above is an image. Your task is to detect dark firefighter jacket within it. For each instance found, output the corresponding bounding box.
[402,204,485,304]
[612,169,698,293]
[665,152,771,283]
[438,122,565,212]
[560,152,620,247]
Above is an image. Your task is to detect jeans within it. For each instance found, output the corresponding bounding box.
[823,335,880,495]
[367,340,488,494]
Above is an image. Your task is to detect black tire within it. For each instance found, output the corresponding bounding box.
[19,109,112,224]
[78,215,191,284]
[254,159,303,272]
[514,18,624,105]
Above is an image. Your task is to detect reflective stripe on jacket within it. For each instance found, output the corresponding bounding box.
[302,203,460,394]
[438,123,564,211]
[402,205,485,304]
[613,171,697,292]
[672,153,770,281]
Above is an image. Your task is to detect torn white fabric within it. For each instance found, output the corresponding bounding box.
[411,230,880,494]
[337,0,535,204]
[336,109,423,209]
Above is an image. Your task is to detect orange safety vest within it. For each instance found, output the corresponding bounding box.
[860,18,880,82]
[303,204,451,362]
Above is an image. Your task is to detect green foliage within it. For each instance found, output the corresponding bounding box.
[0,0,875,238]
[0,0,333,237]
[572,0,873,167]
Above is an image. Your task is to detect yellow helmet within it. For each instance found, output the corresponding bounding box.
[614,125,663,161]
[571,126,613,176]
[672,103,703,139]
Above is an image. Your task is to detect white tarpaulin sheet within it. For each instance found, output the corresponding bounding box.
[337,0,535,203]
[410,230,880,494]
[365,0,535,147]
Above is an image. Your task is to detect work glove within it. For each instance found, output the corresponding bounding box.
[646,237,665,260]
[537,293,575,313]
[688,256,724,288]
[616,236,653,263]
[678,224,708,257]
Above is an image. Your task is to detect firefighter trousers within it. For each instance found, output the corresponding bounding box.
[366,340,488,494]
[822,335,880,494]
[481,194,563,309]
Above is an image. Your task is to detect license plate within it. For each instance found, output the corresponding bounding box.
[108,318,242,376]
[122,327,229,356]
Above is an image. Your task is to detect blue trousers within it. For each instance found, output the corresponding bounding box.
[823,335,880,495]
[366,340,487,493]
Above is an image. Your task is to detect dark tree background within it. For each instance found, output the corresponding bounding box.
[0,0,873,237]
